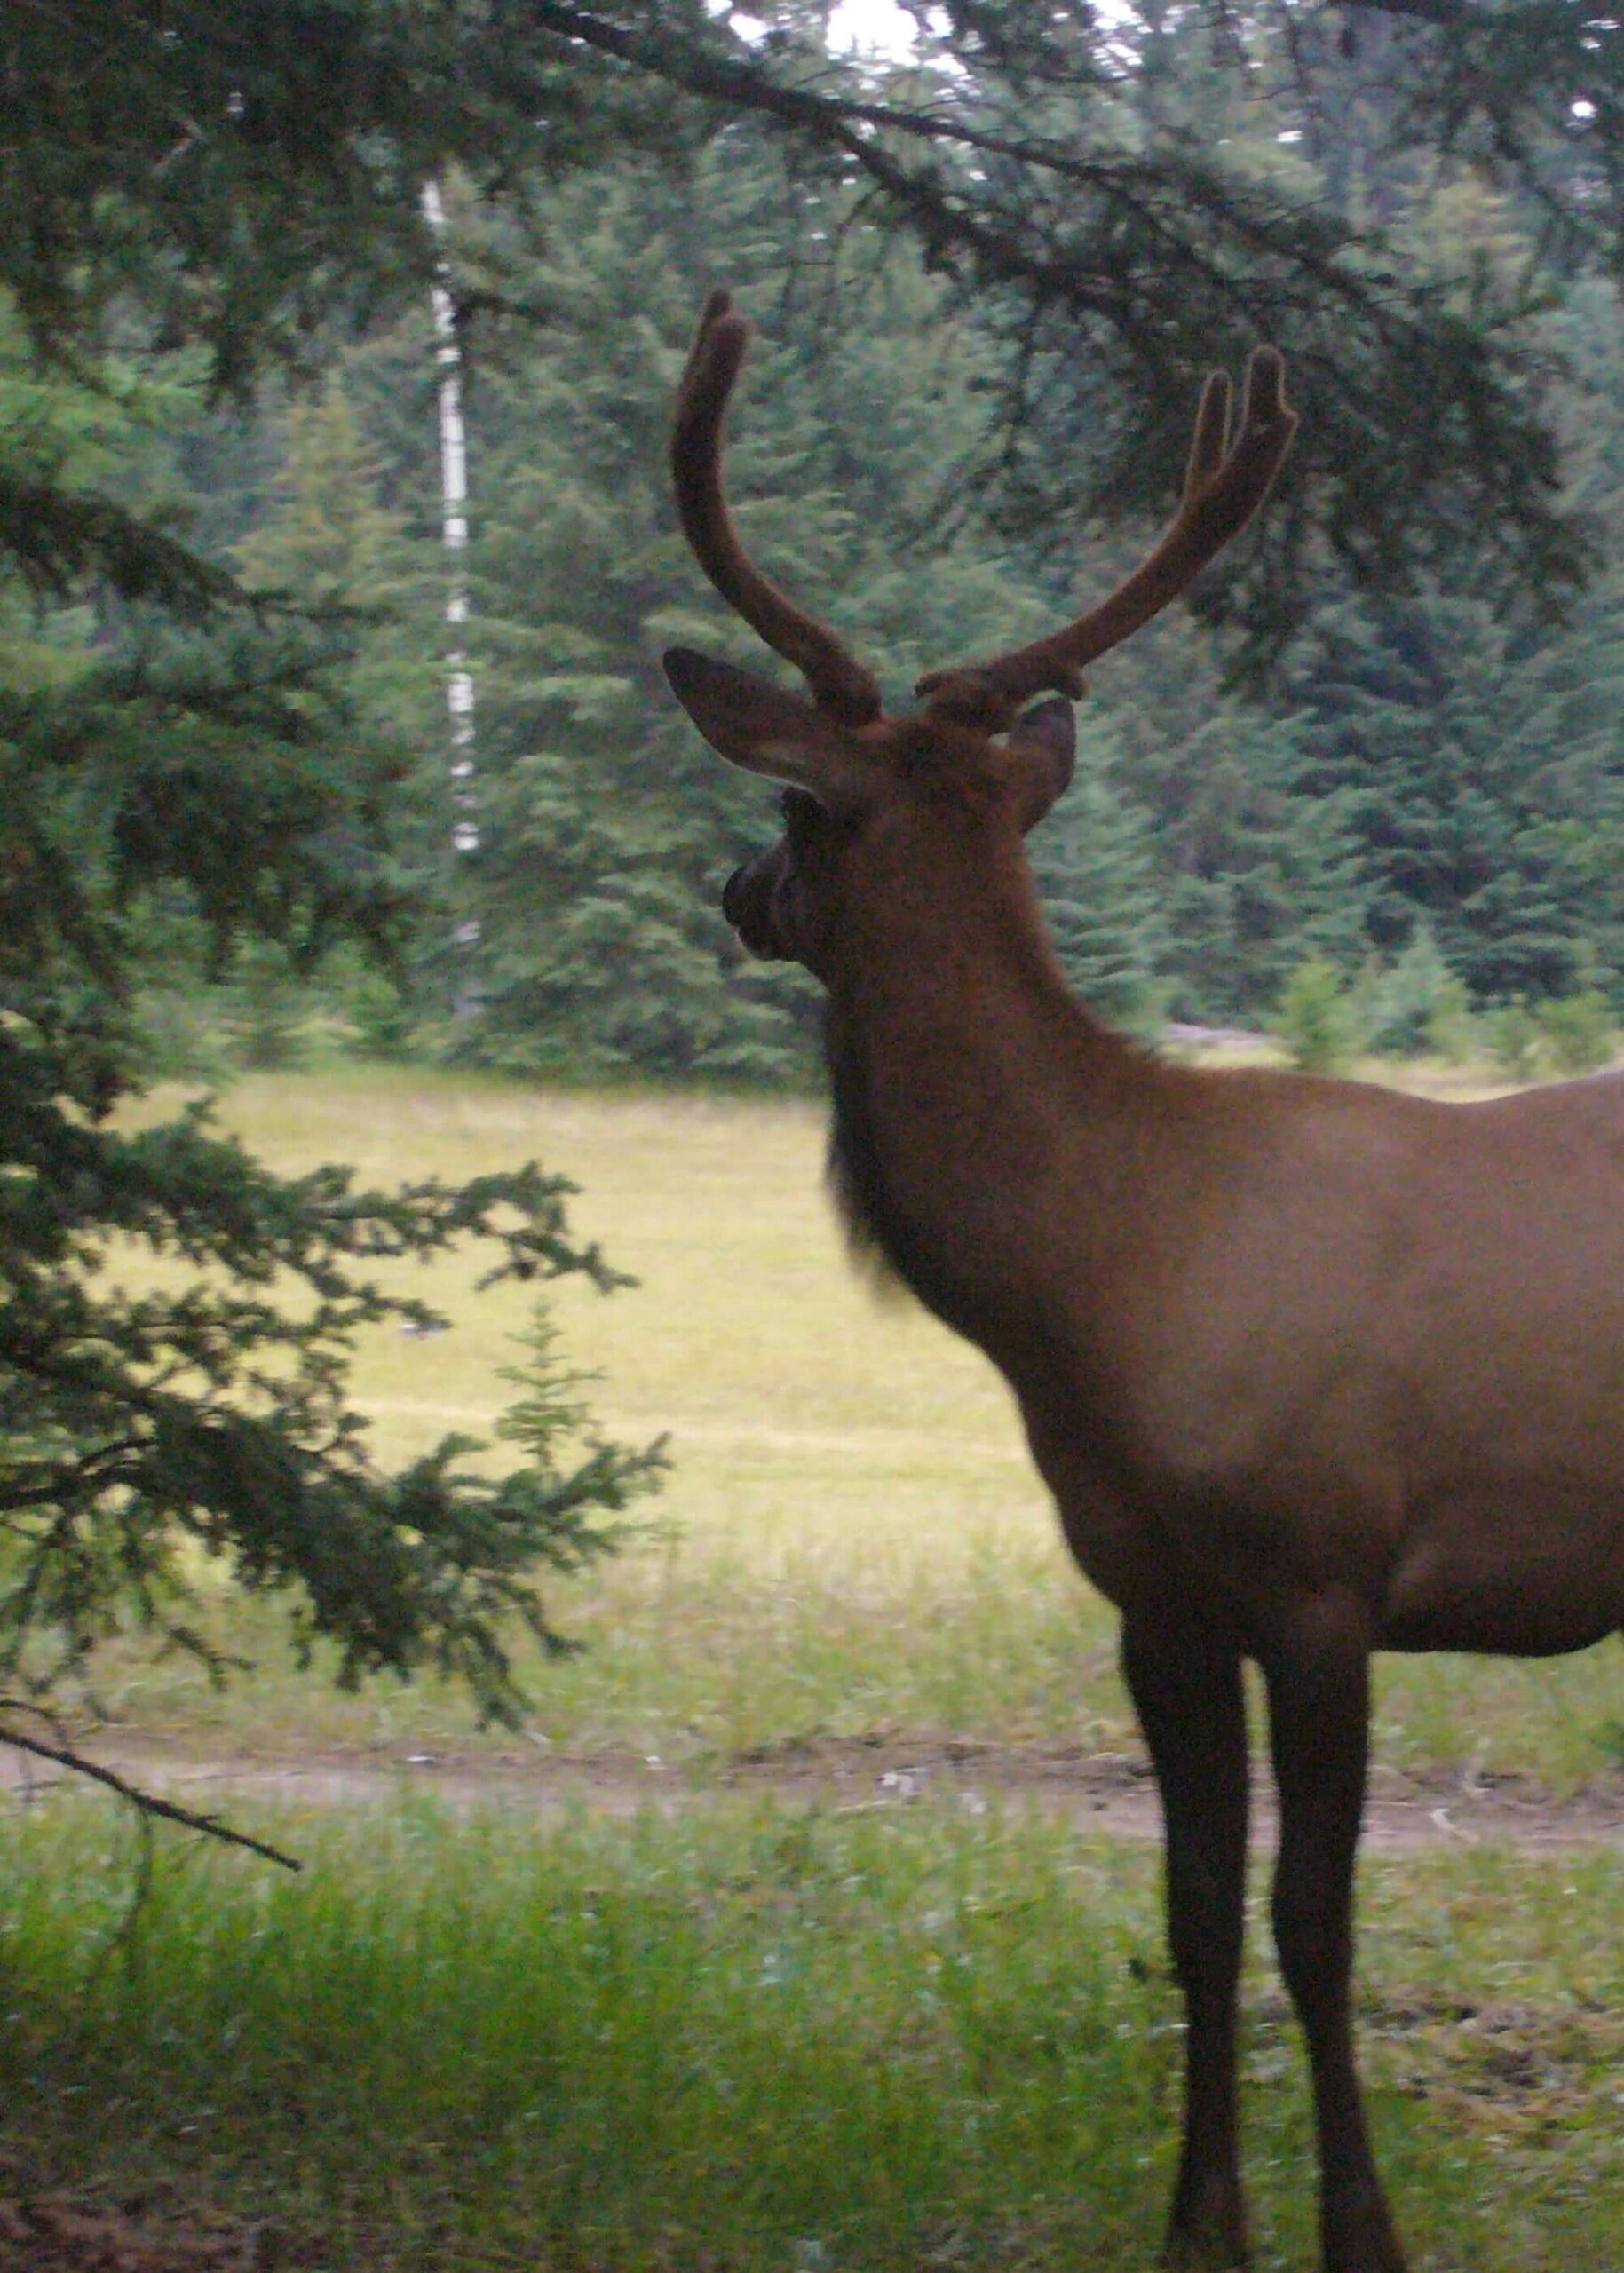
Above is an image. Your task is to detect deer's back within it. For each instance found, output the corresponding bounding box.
[1015,1063,1624,1654]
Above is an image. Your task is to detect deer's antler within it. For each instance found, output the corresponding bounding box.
[916,347,1298,729]
[671,291,885,727]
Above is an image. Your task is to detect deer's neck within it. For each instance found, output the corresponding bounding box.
[822,851,1143,1350]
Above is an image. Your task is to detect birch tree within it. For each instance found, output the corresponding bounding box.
[423,178,484,1012]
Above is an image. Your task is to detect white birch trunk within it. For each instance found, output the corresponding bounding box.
[422,178,482,999]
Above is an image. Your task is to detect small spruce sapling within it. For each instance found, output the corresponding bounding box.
[1487,1000,1544,1081]
[1276,958,1359,1074]
[1538,990,1616,1076]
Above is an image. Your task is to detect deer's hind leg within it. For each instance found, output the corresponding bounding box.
[1121,1619,1251,2269]
[1262,1595,1406,2273]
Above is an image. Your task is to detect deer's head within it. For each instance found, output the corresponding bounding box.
[663,292,1296,983]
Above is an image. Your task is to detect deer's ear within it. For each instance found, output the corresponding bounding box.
[664,649,880,804]
[1003,697,1076,831]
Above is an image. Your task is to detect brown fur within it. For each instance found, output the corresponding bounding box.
[657,299,1591,2273]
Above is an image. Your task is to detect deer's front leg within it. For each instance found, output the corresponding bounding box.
[1262,1597,1406,2273]
[1121,1619,1250,2269]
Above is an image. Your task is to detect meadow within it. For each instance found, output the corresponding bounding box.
[8,1062,1624,2271]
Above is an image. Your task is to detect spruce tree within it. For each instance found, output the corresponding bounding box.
[0,123,668,1749]
[1027,711,1170,1032]
[425,147,1066,1077]
[1283,578,1624,1003]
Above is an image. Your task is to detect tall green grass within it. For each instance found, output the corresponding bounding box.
[4,1795,1624,2270]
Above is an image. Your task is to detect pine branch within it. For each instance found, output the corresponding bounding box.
[0,472,258,616]
[512,1,1586,630]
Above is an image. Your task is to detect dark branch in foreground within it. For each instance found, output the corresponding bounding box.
[0,1716,303,1873]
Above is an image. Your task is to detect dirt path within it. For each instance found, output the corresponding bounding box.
[8,1731,1624,1854]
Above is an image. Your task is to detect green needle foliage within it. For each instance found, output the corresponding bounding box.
[0,24,678,1728]
[5,2,1622,634]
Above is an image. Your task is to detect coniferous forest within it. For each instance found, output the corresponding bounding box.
[11,0,1624,1712]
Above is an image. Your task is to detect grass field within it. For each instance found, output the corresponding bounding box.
[11,1059,1624,2271]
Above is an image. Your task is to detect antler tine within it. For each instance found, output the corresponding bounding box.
[1186,368,1232,488]
[671,291,885,727]
[916,345,1298,729]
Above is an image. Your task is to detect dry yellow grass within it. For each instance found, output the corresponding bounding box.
[197,1066,1050,1561]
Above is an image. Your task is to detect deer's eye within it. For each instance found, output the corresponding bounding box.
[780,786,828,834]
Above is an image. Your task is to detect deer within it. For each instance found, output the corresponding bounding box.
[661,289,1624,2273]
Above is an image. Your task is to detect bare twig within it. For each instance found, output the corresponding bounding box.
[153,116,204,178]
[0,1719,302,1873]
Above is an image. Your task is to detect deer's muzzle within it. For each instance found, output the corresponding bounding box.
[721,858,786,959]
